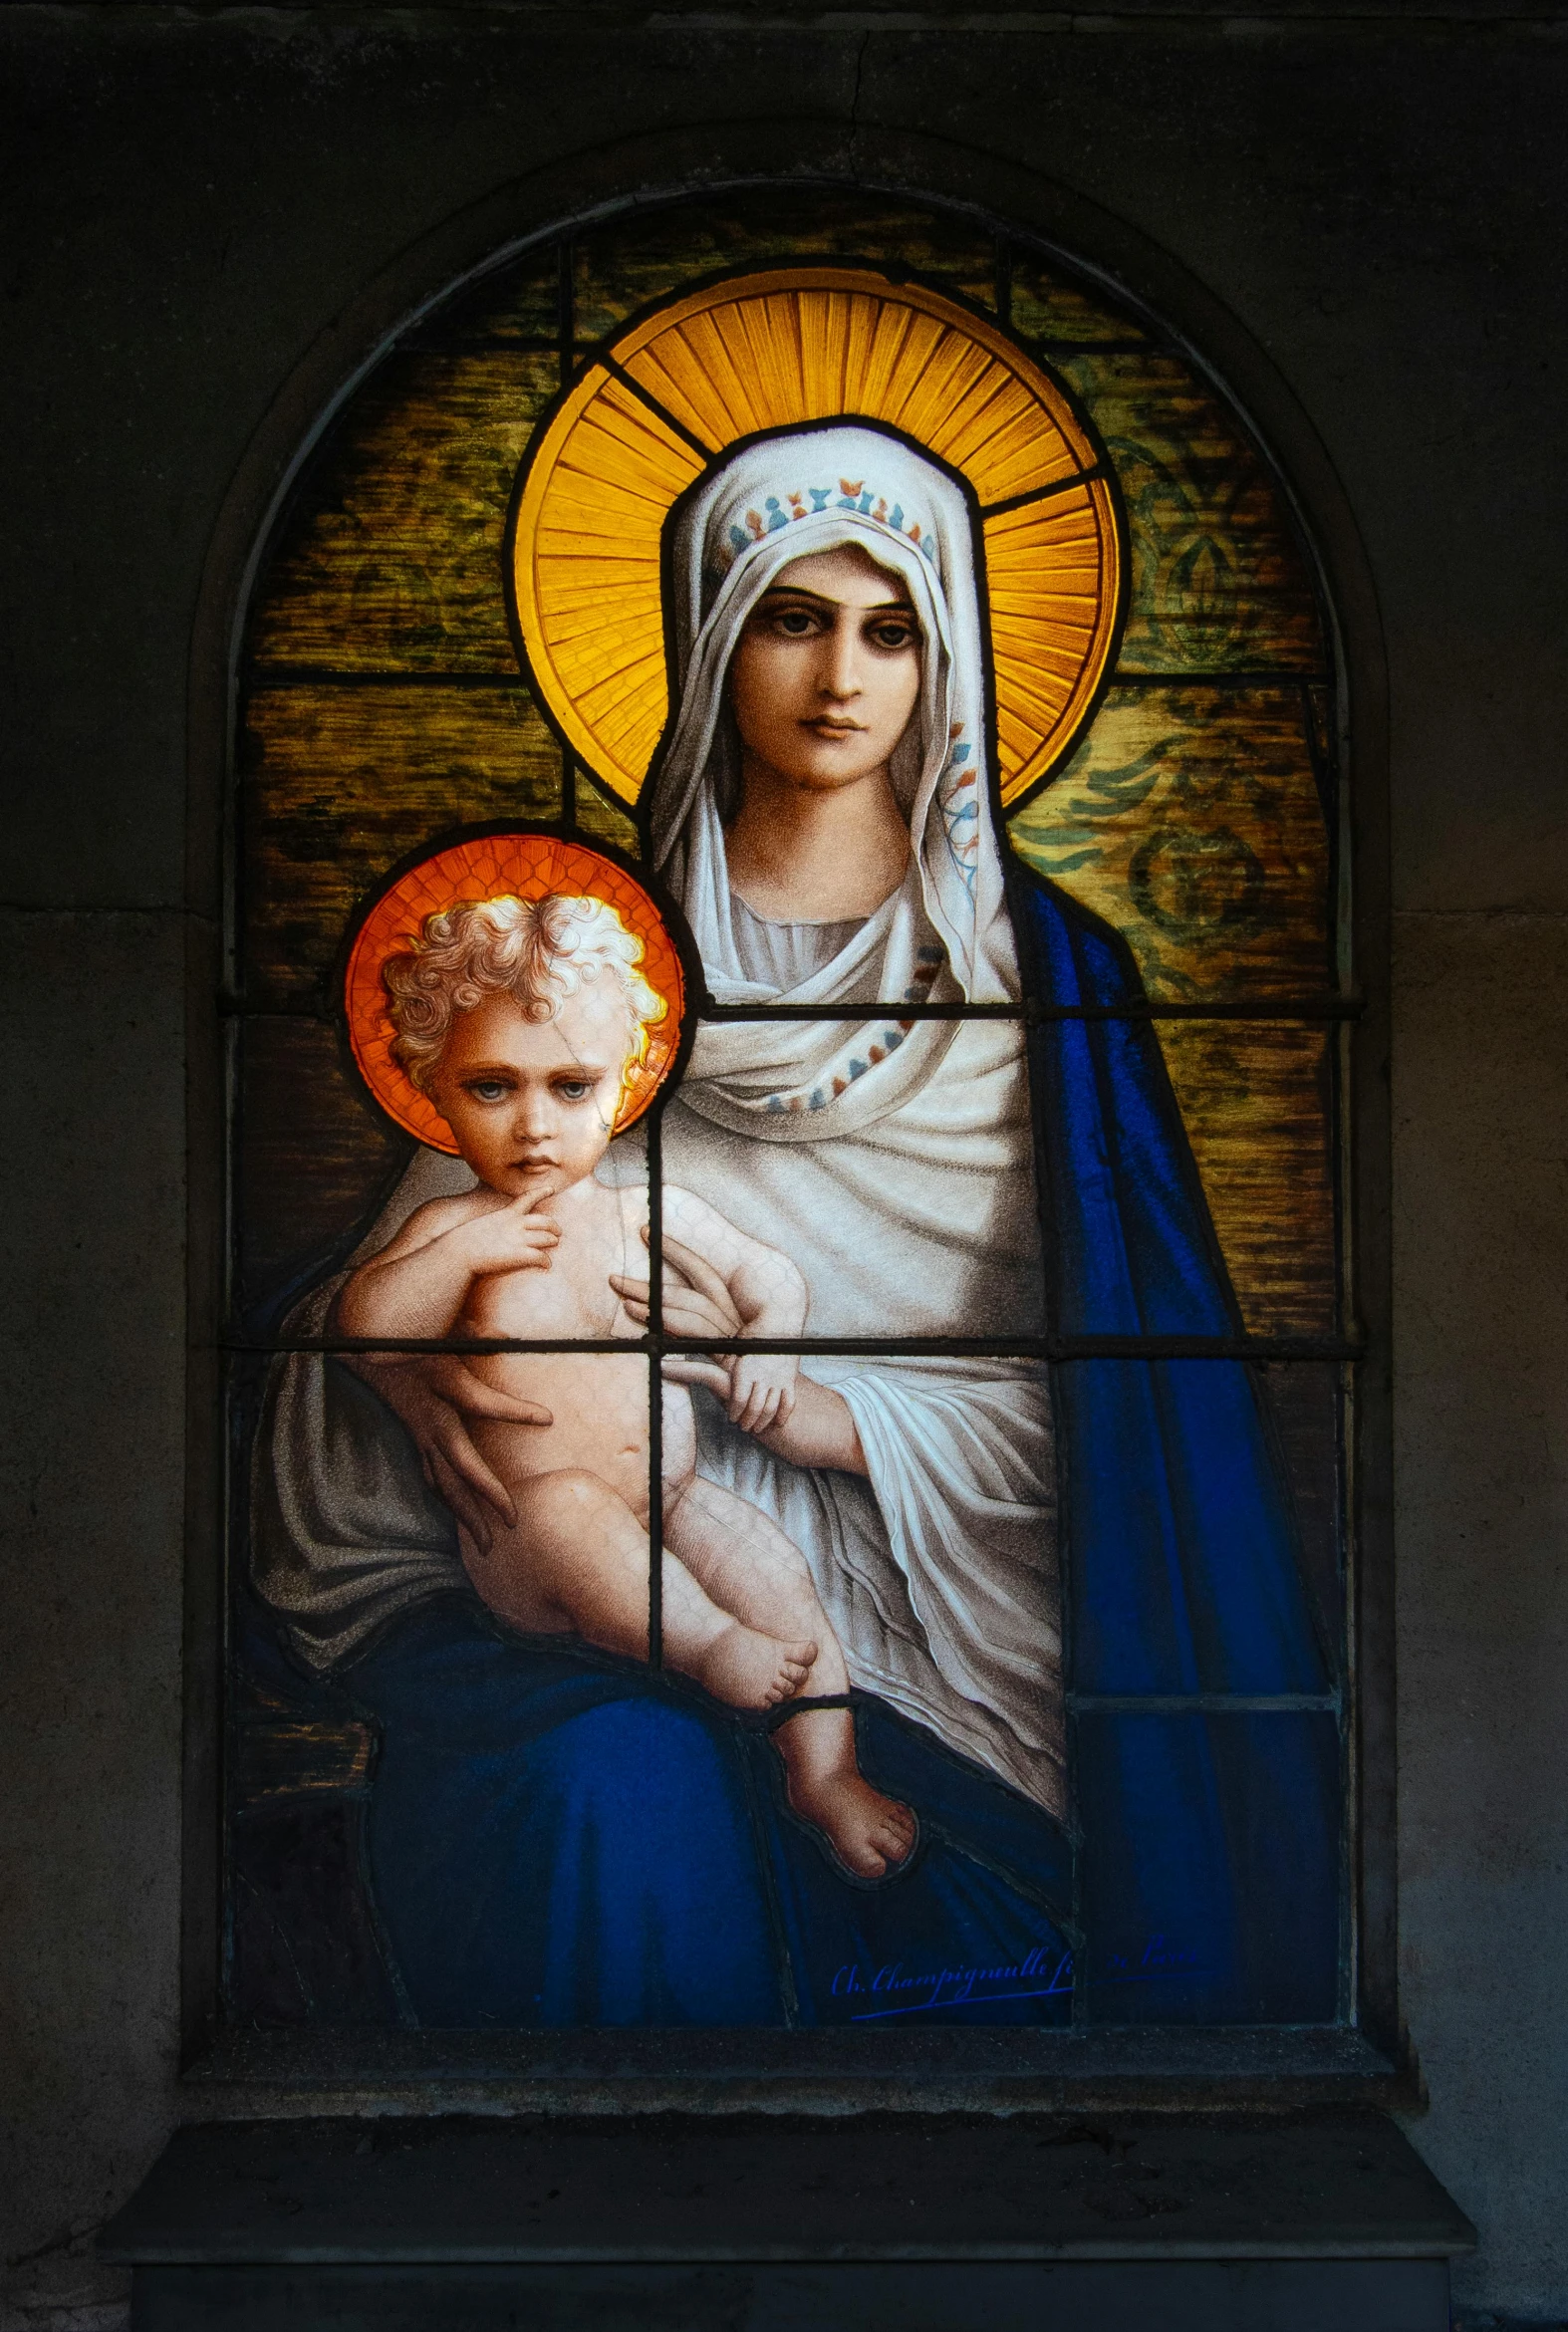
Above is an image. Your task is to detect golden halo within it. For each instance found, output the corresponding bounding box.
[512,265,1123,812]
[345,832,685,1155]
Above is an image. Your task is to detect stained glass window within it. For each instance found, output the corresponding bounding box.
[228,191,1351,2040]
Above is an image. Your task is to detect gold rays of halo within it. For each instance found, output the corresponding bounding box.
[510,267,1124,811]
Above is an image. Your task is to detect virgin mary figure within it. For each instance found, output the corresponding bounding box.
[250,421,1339,2030]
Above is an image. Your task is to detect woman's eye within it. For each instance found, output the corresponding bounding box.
[869,620,918,651]
[773,609,819,636]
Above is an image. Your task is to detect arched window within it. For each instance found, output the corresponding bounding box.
[229,190,1352,2044]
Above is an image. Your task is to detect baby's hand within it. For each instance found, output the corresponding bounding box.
[723,1354,799,1437]
[465,1194,560,1278]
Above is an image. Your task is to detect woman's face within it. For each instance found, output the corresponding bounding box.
[726,544,922,796]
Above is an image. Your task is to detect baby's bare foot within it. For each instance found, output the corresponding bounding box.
[688,1625,817,1711]
[788,1769,918,1880]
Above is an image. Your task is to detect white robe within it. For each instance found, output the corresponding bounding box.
[649,858,1063,1815]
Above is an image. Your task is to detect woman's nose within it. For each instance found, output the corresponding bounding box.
[820,614,862,699]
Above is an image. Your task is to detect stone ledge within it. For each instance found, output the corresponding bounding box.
[102,2111,1475,2266]
[180,2022,1417,2114]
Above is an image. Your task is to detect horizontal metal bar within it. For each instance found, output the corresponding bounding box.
[397,336,562,357]
[1070,1693,1342,1715]
[235,666,1334,699]
[241,664,1332,696]
[244,665,524,690]
[220,992,1365,1023]
[694,995,1364,1023]
[1023,338,1162,359]
[223,1333,1363,1362]
[1107,665,1332,689]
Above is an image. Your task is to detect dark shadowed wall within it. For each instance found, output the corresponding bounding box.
[2,5,1565,2320]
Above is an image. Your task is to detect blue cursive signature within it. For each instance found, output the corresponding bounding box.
[836,1943,1073,2020]
[832,1934,1207,2019]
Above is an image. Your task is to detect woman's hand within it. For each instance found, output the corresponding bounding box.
[350,1352,552,1555]
[610,1228,747,1343]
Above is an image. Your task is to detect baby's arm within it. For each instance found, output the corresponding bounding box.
[661,1187,807,1433]
[337,1190,560,1343]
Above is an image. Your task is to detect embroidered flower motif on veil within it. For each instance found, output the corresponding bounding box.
[763,1020,919,1113]
[724,480,937,571]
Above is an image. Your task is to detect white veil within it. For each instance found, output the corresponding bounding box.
[654,424,1016,996]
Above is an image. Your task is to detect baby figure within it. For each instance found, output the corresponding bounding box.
[340,891,916,1882]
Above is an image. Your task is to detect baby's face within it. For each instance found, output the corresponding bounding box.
[426,982,635,1201]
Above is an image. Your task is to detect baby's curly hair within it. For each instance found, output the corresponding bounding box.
[383,893,666,1094]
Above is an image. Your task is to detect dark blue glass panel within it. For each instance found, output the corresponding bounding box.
[1075,1709,1341,2025]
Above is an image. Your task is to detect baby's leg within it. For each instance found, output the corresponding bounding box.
[662,1474,917,1880]
[662,1470,847,1696]
[475,1467,816,1711]
[462,1468,651,1653]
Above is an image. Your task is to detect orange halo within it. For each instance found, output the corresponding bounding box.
[344,833,685,1156]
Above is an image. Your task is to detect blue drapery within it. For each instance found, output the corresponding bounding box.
[1016,872,1340,2023]
[275,870,1339,2028]
[345,1604,1074,2028]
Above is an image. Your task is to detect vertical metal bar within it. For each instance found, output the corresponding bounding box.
[1338,1353,1358,2025]
[557,236,579,841]
[557,233,575,386]
[1058,1356,1089,2031]
[647,1104,664,1672]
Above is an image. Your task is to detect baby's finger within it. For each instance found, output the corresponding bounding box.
[511,1190,558,1222]
[733,1381,773,1434]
